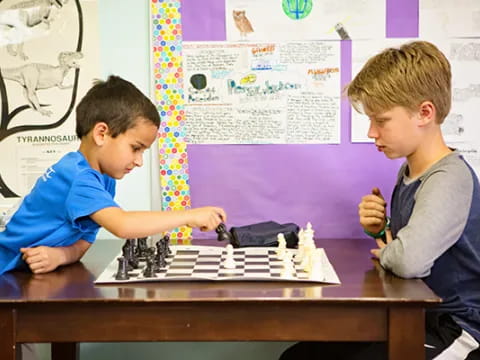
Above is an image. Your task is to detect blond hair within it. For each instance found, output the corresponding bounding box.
[347,41,451,123]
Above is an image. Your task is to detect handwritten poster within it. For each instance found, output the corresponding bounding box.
[183,41,341,144]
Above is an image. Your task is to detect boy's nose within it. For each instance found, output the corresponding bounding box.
[134,154,143,167]
[367,122,378,139]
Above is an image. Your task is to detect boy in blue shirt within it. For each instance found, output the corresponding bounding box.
[0,75,226,275]
[281,41,480,359]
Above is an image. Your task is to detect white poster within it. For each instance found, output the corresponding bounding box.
[183,41,341,144]
[0,0,100,210]
[420,0,480,38]
[226,0,385,42]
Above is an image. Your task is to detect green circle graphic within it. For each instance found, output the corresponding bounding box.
[282,0,313,20]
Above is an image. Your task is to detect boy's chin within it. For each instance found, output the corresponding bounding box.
[109,173,126,180]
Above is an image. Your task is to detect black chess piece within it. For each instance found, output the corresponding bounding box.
[115,257,129,280]
[126,239,139,269]
[164,234,172,256]
[122,240,134,271]
[143,254,156,278]
[155,241,167,269]
[216,223,239,247]
[136,237,149,259]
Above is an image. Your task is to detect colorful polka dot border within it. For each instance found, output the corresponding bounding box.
[151,0,191,244]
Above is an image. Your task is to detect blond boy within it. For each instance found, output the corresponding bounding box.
[281,41,480,359]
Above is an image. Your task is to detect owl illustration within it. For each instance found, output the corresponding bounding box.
[233,10,254,41]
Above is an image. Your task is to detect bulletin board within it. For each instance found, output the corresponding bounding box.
[151,0,480,241]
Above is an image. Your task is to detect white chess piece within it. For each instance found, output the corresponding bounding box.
[309,249,325,280]
[295,228,305,261]
[276,233,287,259]
[303,222,315,249]
[300,223,316,272]
[281,251,295,277]
[301,247,313,272]
[223,244,237,269]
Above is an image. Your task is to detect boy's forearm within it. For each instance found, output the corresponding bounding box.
[57,239,91,266]
[91,207,191,239]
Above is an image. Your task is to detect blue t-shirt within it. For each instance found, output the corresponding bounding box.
[0,151,118,274]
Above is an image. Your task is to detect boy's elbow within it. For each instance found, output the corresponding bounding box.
[109,225,131,239]
[389,261,431,279]
[96,209,132,239]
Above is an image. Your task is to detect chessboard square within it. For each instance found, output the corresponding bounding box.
[192,269,219,274]
[244,268,270,273]
[220,264,245,270]
[220,254,245,260]
[168,265,195,270]
[193,264,219,270]
[241,272,270,278]
[245,254,268,259]
[296,272,310,279]
[197,253,219,258]
[244,261,269,266]
[243,264,269,270]
[165,273,190,277]
[172,259,197,265]
[127,270,142,277]
[174,255,198,261]
[218,271,244,277]
[166,269,195,275]
[197,256,221,262]
[195,260,222,266]
[175,249,200,255]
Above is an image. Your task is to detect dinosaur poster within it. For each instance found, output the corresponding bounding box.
[0,0,100,210]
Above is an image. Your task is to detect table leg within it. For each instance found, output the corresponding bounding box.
[388,307,425,360]
[0,308,20,360]
[52,342,79,360]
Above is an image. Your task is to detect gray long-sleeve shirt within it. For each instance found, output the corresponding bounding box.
[380,151,480,340]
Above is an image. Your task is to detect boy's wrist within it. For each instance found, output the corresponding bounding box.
[364,217,390,238]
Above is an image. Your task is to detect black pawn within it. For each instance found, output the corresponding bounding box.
[115,257,129,280]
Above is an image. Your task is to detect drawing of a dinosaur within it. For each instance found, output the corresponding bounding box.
[1,51,82,116]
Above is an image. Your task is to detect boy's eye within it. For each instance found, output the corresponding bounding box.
[373,118,387,125]
[132,146,141,152]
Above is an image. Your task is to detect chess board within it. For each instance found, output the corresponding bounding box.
[95,245,340,284]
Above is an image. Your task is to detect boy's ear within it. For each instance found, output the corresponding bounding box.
[418,101,436,126]
[92,122,109,145]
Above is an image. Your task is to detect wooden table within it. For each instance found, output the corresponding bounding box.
[0,238,441,360]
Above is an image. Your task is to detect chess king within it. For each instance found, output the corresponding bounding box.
[0,75,227,275]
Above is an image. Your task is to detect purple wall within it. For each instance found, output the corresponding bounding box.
[181,0,418,239]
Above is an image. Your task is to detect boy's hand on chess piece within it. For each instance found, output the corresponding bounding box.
[20,246,65,274]
[358,187,387,234]
[186,206,226,231]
